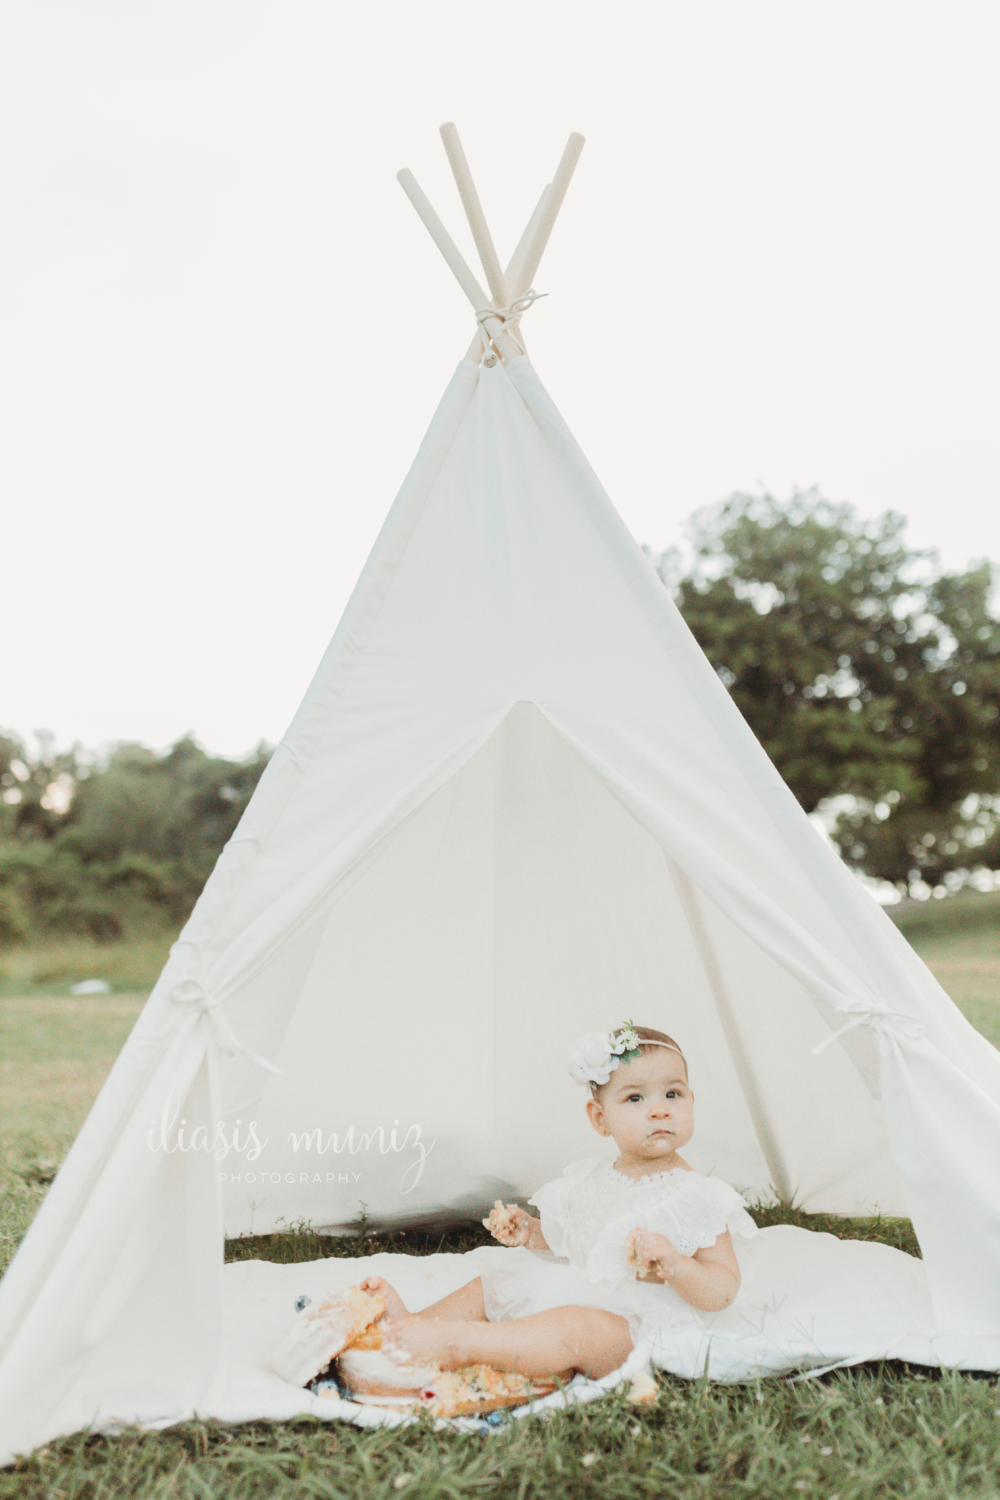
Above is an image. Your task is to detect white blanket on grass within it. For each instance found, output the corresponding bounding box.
[201,1236,1000,1435]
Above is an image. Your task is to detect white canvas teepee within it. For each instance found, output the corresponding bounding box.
[2,126,1000,1462]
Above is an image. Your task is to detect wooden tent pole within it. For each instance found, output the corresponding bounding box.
[463,133,584,364]
[464,183,550,363]
[511,133,585,299]
[439,122,510,309]
[507,184,551,297]
[400,129,583,364]
[396,168,517,360]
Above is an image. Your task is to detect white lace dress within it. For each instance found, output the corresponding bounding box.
[480,1157,934,1373]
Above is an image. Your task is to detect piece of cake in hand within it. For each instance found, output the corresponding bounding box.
[483,1200,522,1245]
[268,1285,387,1387]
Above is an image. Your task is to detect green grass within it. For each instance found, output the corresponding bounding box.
[1,899,998,1493]
[887,885,1000,944]
[887,890,1000,1048]
[0,930,174,998]
[0,993,146,1280]
[3,1367,1000,1500]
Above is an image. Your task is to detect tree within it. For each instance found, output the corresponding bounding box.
[664,490,1000,893]
[0,730,78,842]
[0,731,87,940]
[0,733,271,940]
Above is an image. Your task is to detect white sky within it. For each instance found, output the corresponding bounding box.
[2,1,999,760]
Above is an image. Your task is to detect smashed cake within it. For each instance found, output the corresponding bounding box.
[268,1285,387,1387]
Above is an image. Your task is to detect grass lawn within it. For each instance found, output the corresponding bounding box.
[888,887,1000,1049]
[1,899,998,1495]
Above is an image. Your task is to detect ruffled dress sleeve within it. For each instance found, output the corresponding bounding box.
[658,1176,758,1257]
[586,1171,758,1287]
[527,1158,596,1261]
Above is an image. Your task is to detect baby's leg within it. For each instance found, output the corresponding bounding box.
[387,1304,632,1382]
[359,1275,487,1322]
[417,1278,487,1322]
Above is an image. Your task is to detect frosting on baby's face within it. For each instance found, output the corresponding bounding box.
[584,1048,694,1176]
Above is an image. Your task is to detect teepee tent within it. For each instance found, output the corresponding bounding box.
[2,125,1000,1462]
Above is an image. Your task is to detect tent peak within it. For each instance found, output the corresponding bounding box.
[398,125,585,366]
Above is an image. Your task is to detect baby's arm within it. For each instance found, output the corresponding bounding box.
[627,1227,740,1311]
[483,1201,550,1252]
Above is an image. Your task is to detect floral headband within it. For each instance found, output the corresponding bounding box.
[568,1020,684,1087]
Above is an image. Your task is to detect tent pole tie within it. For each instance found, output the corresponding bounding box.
[171,979,283,1073]
[475,289,547,362]
[812,1007,925,1056]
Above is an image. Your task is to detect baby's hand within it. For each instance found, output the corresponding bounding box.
[627,1227,679,1284]
[482,1200,533,1247]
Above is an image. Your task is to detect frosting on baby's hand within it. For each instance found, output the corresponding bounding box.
[627,1227,677,1282]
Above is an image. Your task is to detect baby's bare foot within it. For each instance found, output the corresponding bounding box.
[338,1310,448,1396]
[359,1275,409,1322]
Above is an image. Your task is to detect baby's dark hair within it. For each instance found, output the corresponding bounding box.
[590,1025,687,1095]
[633,1025,685,1060]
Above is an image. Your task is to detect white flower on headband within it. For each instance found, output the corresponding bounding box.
[568,1022,644,1087]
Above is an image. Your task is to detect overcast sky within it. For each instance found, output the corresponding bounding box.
[3,1,998,759]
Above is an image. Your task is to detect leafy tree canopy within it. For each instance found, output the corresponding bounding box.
[0,733,271,941]
[663,490,1000,893]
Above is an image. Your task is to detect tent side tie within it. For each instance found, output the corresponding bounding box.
[475,288,548,361]
[171,979,283,1073]
[812,1007,926,1057]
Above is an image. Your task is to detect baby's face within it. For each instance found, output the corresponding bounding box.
[585,1048,694,1169]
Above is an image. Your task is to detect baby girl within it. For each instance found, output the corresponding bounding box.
[354,1022,756,1388]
